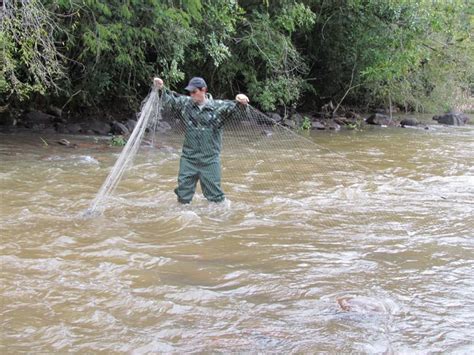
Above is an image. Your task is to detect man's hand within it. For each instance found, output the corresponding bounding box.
[153,77,164,90]
[235,94,249,105]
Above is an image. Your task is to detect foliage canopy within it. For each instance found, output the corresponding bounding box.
[1,0,472,114]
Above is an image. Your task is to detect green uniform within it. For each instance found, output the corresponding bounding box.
[161,89,238,203]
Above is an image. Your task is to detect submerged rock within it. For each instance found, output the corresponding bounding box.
[336,296,388,313]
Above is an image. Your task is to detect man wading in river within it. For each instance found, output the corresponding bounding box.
[153,77,249,204]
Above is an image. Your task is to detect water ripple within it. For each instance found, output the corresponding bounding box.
[1,127,473,352]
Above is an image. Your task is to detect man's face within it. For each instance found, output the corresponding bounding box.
[189,88,207,104]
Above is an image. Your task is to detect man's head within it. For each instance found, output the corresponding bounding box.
[185,77,207,104]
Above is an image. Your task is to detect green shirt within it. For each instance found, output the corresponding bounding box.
[160,89,239,164]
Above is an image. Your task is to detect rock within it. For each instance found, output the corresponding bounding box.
[24,110,55,123]
[55,123,66,133]
[22,110,55,128]
[126,119,137,132]
[89,120,111,135]
[156,120,172,133]
[111,121,130,135]
[432,112,469,126]
[256,113,275,125]
[66,123,82,134]
[57,139,71,146]
[47,105,63,118]
[328,122,341,131]
[334,116,350,125]
[366,113,392,126]
[31,123,46,131]
[283,118,297,129]
[345,111,361,120]
[290,113,305,127]
[400,117,418,127]
[265,112,282,124]
[337,296,387,313]
[311,121,325,130]
[0,110,16,126]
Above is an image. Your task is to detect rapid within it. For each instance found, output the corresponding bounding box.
[1,121,473,352]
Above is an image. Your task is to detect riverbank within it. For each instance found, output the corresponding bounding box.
[0,106,471,141]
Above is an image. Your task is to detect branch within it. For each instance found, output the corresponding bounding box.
[333,61,361,115]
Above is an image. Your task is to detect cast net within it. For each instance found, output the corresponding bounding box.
[85,90,163,216]
[84,88,408,234]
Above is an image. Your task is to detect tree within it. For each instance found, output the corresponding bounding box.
[1,0,471,115]
[1,0,66,104]
[216,1,316,111]
[303,0,473,112]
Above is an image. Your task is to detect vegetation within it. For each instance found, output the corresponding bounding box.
[1,0,472,116]
[110,135,126,147]
[300,115,311,130]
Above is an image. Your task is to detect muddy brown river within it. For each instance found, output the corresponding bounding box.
[1,120,473,352]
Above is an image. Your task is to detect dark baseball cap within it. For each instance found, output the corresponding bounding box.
[185,77,207,91]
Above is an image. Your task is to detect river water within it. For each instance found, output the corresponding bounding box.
[1,121,473,353]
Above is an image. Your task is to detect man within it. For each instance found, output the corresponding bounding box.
[153,76,249,204]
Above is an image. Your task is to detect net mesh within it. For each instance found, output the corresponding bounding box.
[85,88,378,226]
[85,90,162,215]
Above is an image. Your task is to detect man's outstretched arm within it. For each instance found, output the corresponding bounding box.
[213,93,250,120]
[153,77,190,109]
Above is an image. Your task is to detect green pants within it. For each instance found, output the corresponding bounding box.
[174,157,224,203]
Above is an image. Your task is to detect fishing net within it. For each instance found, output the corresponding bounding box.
[86,87,423,236]
[86,90,162,215]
